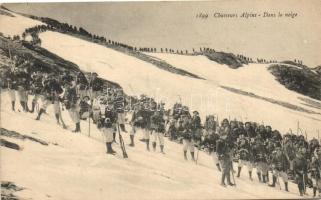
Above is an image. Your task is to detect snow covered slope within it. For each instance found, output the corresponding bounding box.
[145,53,318,110]
[38,31,321,138]
[0,9,320,200]
[0,91,307,199]
[0,8,43,37]
[1,9,319,137]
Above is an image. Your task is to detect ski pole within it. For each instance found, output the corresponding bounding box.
[117,122,128,158]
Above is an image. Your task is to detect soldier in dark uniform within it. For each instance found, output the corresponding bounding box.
[269,146,290,192]
[63,81,81,132]
[293,147,308,196]
[89,72,103,99]
[265,125,273,140]
[219,119,230,136]
[76,71,88,100]
[204,115,216,137]
[310,147,321,198]
[167,119,177,141]
[176,117,185,142]
[61,71,74,86]
[229,120,240,143]
[257,125,268,141]
[113,89,127,133]
[101,102,118,154]
[5,67,18,111]
[16,67,31,112]
[271,130,282,141]
[129,104,143,147]
[150,110,166,153]
[284,135,297,180]
[236,136,254,180]
[182,117,195,161]
[29,71,44,113]
[244,122,256,138]
[252,136,269,183]
[237,122,246,137]
[140,102,153,150]
[201,131,221,171]
[191,111,202,144]
[217,134,235,186]
[36,75,64,125]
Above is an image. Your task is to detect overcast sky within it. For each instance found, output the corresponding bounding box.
[4,0,321,67]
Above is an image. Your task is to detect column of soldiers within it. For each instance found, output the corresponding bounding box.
[161,102,321,197]
[3,57,321,197]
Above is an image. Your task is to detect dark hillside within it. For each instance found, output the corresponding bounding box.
[269,64,321,100]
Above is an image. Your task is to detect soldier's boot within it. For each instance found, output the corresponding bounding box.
[237,166,242,178]
[216,163,221,172]
[35,108,45,120]
[25,102,30,112]
[73,122,80,133]
[299,184,303,196]
[20,101,26,111]
[249,171,253,181]
[285,182,289,192]
[106,142,116,154]
[184,151,188,160]
[221,173,226,187]
[62,123,67,129]
[30,101,36,113]
[120,124,127,133]
[227,172,235,186]
[262,175,266,183]
[146,139,150,151]
[55,113,60,124]
[266,173,269,182]
[191,152,195,161]
[129,135,135,147]
[152,142,157,151]
[313,187,317,197]
[269,176,277,187]
[265,172,270,183]
[77,123,81,132]
[257,172,262,182]
[113,132,117,143]
[105,142,109,153]
[11,101,15,111]
[318,188,321,197]
[160,145,164,154]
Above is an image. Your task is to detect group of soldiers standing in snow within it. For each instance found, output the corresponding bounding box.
[3,55,321,197]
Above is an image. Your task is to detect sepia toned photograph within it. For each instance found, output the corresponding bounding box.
[0,0,321,199]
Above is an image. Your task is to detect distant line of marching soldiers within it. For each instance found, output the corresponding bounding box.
[3,56,321,197]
